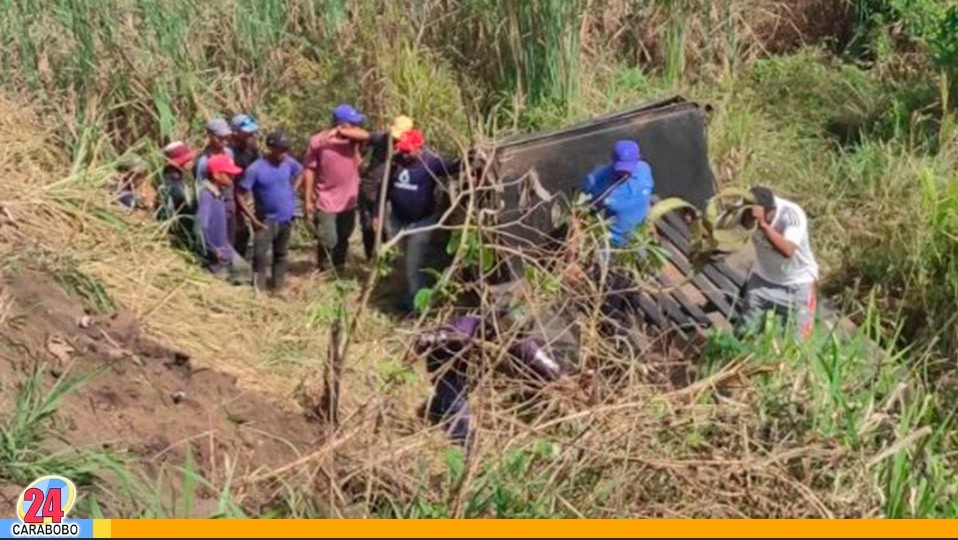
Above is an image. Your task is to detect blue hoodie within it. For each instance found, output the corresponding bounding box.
[582,161,655,247]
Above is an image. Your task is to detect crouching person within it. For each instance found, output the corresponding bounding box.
[738,186,819,340]
[196,155,251,285]
[412,306,582,448]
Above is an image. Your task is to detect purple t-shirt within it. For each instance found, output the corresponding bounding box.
[196,184,235,270]
[239,156,303,224]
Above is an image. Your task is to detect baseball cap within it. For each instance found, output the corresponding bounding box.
[389,115,414,140]
[332,104,366,126]
[612,140,641,173]
[395,129,425,154]
[265,130,291,151]
[207,154,243,176]
[206,117,232,138]
[230,114,259,134]
[162,141,196,168]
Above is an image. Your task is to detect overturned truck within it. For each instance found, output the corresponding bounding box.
[479,96,751,351]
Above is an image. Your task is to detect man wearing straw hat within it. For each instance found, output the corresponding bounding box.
[112,156,152,213]
[359,115,414,261]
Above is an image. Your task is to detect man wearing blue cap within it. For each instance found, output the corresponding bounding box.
[580,139,655,266]
[303,104,370,272]
[229,113,261,259]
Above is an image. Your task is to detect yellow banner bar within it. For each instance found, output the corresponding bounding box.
[100,519,958,538]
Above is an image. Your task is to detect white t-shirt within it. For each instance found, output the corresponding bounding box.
[751,196,819,286]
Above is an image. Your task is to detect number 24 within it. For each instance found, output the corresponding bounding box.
[23,487,64,523]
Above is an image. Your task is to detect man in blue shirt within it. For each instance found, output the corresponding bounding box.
[581,139,655,266]
[196,154,251,285]
[236,131,303,293]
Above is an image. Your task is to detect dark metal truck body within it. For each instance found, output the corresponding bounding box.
[482,96,748,348]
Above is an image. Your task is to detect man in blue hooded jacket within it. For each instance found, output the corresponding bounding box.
[581,139,655,265]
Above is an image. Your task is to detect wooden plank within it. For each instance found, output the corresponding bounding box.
[660,241,735,317]
[662,208,693,238]
[657,265,712,326]
[713,260,747,290]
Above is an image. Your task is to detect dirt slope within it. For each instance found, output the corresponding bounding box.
[0,269,322,515]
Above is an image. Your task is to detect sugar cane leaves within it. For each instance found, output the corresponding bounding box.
[645,188,759,275]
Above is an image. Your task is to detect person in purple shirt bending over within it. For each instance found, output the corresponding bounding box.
[195,155,251,285]
[372,129,462,314]
[236,131,303,294]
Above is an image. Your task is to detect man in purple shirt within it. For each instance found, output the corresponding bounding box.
[372,129,462,313]
[237,131,303,293]
[196,155,251,285]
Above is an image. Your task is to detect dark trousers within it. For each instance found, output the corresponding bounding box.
[315,209,356,270]
[359,195,387,261]
[252,220,292,291]
[233,211,251,260]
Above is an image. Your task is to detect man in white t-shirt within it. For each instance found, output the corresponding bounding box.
[738,186,820,340]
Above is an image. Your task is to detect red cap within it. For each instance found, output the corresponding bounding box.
[207,154,243,176]
[395,129,425,154]
[163,141,195,168]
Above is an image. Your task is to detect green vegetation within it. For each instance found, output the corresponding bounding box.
[2,0,958,519]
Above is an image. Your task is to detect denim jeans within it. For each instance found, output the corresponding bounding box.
[389,214,436,310]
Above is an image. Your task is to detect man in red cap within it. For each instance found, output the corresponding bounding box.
[196,154,251,284]
[372,129,462,314]
[160,141,198,251]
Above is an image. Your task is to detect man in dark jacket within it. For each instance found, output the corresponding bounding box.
[359,115,414,261]
[372,129,462,313]
[229,113,261,259]
[159,141,198,251]
[412,281,587,447]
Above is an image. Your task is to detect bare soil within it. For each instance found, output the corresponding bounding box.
[0,269,322,515]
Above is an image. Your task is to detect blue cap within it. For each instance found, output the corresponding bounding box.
[230,114,259,134]
[612,140,641,173]
[332,104,366,126]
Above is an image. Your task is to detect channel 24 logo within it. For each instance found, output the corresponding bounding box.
[10,475,80,538]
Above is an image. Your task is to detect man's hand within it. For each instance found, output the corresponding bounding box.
[562,261,587,284]
[251,219,267,231]
[751,205,766,223]
[371,216,380,233]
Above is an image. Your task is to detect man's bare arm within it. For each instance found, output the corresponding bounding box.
[303,168,315,217]
[335,125,371,142]
[235,190,264,230]
[759,221,797,258]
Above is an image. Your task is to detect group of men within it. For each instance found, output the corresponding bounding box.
[112,105,821,445]
[131,105,460,311]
